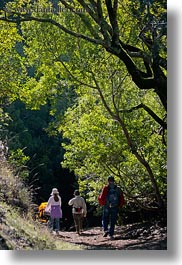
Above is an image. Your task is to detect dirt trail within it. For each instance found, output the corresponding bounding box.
[56,223,167,250]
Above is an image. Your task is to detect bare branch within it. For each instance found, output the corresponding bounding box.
[0,13,104,46]
[59,61,97,90]
[105,0,120,45]
[119,103,167,129]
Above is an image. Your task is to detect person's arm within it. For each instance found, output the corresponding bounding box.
[98,186,108,206]
[82,198,87,217]
[117,188,125,207]
[119,192,125,207]
[68,198,74,206]
[45,197,52,212]
[58,195,62,207]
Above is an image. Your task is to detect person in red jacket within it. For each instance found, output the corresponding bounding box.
[98,176,125,239]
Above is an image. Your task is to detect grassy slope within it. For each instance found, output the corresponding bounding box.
[0,202,83,250]
[0,161,83,250]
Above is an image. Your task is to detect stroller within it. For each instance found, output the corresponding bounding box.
[36,202,50,223]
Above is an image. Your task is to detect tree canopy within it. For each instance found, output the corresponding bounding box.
[0,0,167,109]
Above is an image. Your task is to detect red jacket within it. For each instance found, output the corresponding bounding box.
[98,185,125,207]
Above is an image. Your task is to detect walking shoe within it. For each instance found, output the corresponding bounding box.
[103,231,109,237]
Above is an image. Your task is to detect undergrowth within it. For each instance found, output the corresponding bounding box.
[0,160,83,250]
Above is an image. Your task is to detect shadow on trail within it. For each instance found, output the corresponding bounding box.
[57,224,167,250]
[81,243,118,250]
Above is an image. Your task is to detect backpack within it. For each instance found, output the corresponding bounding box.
[106,183,120,207]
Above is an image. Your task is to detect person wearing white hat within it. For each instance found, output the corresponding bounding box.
[45,188,62,235]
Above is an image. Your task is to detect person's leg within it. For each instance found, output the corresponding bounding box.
[109,207,119,237]
[55,218,60,233]
[79,214,85,233]
[73,213,79,234]
[48,217,54,232]
[77,214,82,234]
[102,206,110,236]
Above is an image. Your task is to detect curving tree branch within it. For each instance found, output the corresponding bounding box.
[119,103,167,129]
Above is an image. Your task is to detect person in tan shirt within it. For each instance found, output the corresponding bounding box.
[68,190,87,235]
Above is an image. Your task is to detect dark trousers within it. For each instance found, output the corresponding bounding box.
[73,213,83,234]
[102,206,119,236]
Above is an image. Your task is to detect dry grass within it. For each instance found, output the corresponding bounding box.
[0,161,83,250]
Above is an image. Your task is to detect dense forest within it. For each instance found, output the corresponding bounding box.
[0,0,167,227]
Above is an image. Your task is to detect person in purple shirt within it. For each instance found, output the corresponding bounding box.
[45,188,62,235]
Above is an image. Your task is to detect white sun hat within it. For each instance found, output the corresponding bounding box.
[51,188,59,195]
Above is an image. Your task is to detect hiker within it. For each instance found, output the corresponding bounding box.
[68,190,87,235]
[98,176,125,240]
[45,188,62,235]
